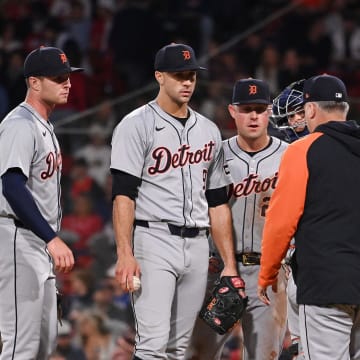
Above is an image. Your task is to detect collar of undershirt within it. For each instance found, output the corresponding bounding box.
[244,136,273,157]
[169,109,190,125]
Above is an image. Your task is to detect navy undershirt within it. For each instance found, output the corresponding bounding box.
[111,170,228,207]
[2,168,57,243]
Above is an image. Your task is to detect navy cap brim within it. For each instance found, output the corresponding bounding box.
[233,99,271,105]
[69,66,84,73]
[156,65,207,72]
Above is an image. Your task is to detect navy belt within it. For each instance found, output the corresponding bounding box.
[134,220,201,238]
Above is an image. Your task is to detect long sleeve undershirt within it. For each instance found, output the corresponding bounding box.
[2,168,56,243]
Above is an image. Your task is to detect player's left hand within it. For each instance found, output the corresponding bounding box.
[47,236,75,273]
[257,285,270,305]
[220,267,247,299]
[257,282,277,305]
[199,275,248,335]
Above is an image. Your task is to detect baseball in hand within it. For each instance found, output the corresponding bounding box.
[132,276,141,291]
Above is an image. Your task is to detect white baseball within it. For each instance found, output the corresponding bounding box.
[133,276,141,291]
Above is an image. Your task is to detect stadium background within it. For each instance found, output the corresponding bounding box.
[0,0,360,358]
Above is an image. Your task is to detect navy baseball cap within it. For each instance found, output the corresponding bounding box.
[24,46,84,78]
[154,43,206,72]
[303,74,348,103]
[232,78,271,105]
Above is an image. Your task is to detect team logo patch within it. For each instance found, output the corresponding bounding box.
[249,85,257,95]
[60,53,67,63]
[214,318,222,326]
[182,50,191,60]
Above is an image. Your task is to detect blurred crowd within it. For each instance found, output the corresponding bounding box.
[1,0,360,358]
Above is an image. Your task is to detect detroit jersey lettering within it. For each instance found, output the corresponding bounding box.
[111,100,231,228]
[224,136,288,253]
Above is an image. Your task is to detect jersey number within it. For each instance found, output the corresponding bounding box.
[203,169,208,190]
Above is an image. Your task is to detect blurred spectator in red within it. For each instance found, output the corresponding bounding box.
[62,157,106,215]
[87,0,117,103]
[90,0,115,52]
[62,193,104,268]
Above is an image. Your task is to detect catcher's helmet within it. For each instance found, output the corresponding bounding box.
[272,79,305,125]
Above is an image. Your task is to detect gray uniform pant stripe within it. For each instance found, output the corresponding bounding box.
[299,304,360,360]
[0,218,57,360]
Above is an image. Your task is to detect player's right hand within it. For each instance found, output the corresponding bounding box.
[47,236,75,273]
[115,255,141,293]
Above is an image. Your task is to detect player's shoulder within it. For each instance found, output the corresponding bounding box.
[112,103,152,136]
[191,108,220,131]
[283,133,321,161]
[287,132,320,151]
[0,103,36,131]
[222,135,237,153]
[120,103,149,123]
[270,135,289,152]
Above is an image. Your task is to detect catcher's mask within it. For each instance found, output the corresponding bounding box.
[271,79,305,127]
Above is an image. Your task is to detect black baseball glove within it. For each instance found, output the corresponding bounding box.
[199,276,248,335]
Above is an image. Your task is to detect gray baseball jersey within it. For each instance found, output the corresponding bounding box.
[0,102,62,228]
[111,99,231,359]
[225,135,287,253]
[188,136,289,360]
[0,102,61,359]
[111,100,231,227]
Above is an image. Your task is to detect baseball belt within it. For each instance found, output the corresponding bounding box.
[235,252,261,266]
[134,220,205,238]
[0,215,29,230]
[209,252,261,266]
[13,218,29,229]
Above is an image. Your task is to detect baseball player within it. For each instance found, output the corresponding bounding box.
[188,78,289,359]
[110,43,241,359]
[271,80,309,143]
[257,74,360,360]
[0,47,79,359]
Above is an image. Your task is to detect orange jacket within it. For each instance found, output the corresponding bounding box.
[259,120,360,304]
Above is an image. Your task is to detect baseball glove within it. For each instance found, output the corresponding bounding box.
[199,276,248,335]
